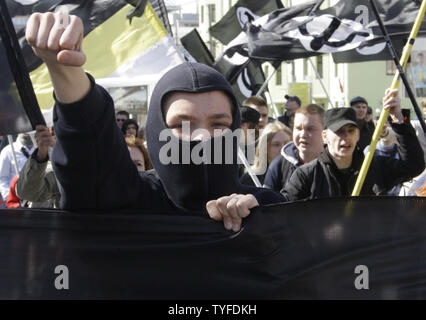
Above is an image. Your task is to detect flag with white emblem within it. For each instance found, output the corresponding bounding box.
[321,0,426,63]
[209,0,284,45]
[222,0,426,63]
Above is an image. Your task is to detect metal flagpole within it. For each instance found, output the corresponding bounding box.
[265,90,280,118]
[352,0,426,196]
[7,135,19,178]
[370,0,426,134]
[308,57,334,108]
[256,65,281,118]
[238,147,262,188]
[256,67,277,97]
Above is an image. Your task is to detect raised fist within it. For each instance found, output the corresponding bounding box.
[25,11,86,67]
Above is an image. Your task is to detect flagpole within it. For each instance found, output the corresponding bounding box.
[370,0,426,134]
[238,147,262,188]
[265,90,280,118]
[308,57,334,108]
[256,64,281,118]
[255,65,277,96]
[352,0,426,196]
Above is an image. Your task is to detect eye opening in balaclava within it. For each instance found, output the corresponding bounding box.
[161,90,236,136]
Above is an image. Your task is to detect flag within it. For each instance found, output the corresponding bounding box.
[124,0,148,24]
[224,1,382,62]
[7,0,128,74]
[149,0,173,36]
[124,0,173,36]
[5,0,184,124]
[221,0,426,63]
[1,197,426,299]
[0,0,44,135]
[180,28,266,104]
[180,29,215,67]
[231,61,267,104]
[209,0,284,45]
[207,0,285,104]
[319,0,426,63]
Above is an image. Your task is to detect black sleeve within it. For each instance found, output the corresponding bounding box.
[263,156,283,191]
[238,184,286,206]
[281,166,312,202]
[376,122,425,190]
[52,74,154,210]
[239,172,255,187]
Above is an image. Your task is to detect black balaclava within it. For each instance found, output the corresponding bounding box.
[146,62,242,213]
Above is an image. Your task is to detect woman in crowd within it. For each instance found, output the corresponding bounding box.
[121,119,139,137]
[240,121,292,187]
[125,134,152,172]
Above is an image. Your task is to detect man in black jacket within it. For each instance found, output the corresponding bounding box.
[209,89,425,230]
[25,12,285,229]
[283,89,424,201]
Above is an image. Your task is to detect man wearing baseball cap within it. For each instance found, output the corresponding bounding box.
[282,89,424,201]
[350,96,375,151]
[278,94,301,129]
[206,90,425,232]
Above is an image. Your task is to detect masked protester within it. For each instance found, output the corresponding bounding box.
[26,13,285,219]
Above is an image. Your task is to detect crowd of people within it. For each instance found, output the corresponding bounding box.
[0,12,424,234]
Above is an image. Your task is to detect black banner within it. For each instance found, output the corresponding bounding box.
[0,197,425,299]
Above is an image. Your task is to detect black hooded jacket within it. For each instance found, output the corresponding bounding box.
[282,122,425,201]
[52,63,285,213]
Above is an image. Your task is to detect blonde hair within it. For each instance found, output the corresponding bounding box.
[295,104,325,125]
[243,96,267,109]
[252,121,291,175]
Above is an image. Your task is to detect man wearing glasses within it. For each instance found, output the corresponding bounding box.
[116,110,129,129]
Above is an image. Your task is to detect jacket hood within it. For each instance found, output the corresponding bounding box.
[146,62,241,213]
[281,142,299,165]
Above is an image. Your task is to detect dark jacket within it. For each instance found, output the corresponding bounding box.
[52,63,285,213]
[263,142,303,192]
[357,119,375,151]
[240,172,266,187]
[283,122,425,201]
[277,112,293,128]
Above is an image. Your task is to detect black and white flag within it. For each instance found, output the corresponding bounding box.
[225,0,426,63]
[320,0,426,63]
[209,0,284,45]
[180,29,265,104]
[222,1,380,62]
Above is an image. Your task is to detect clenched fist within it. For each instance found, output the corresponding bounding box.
[25,11,90,103]
[25,11,86,67]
